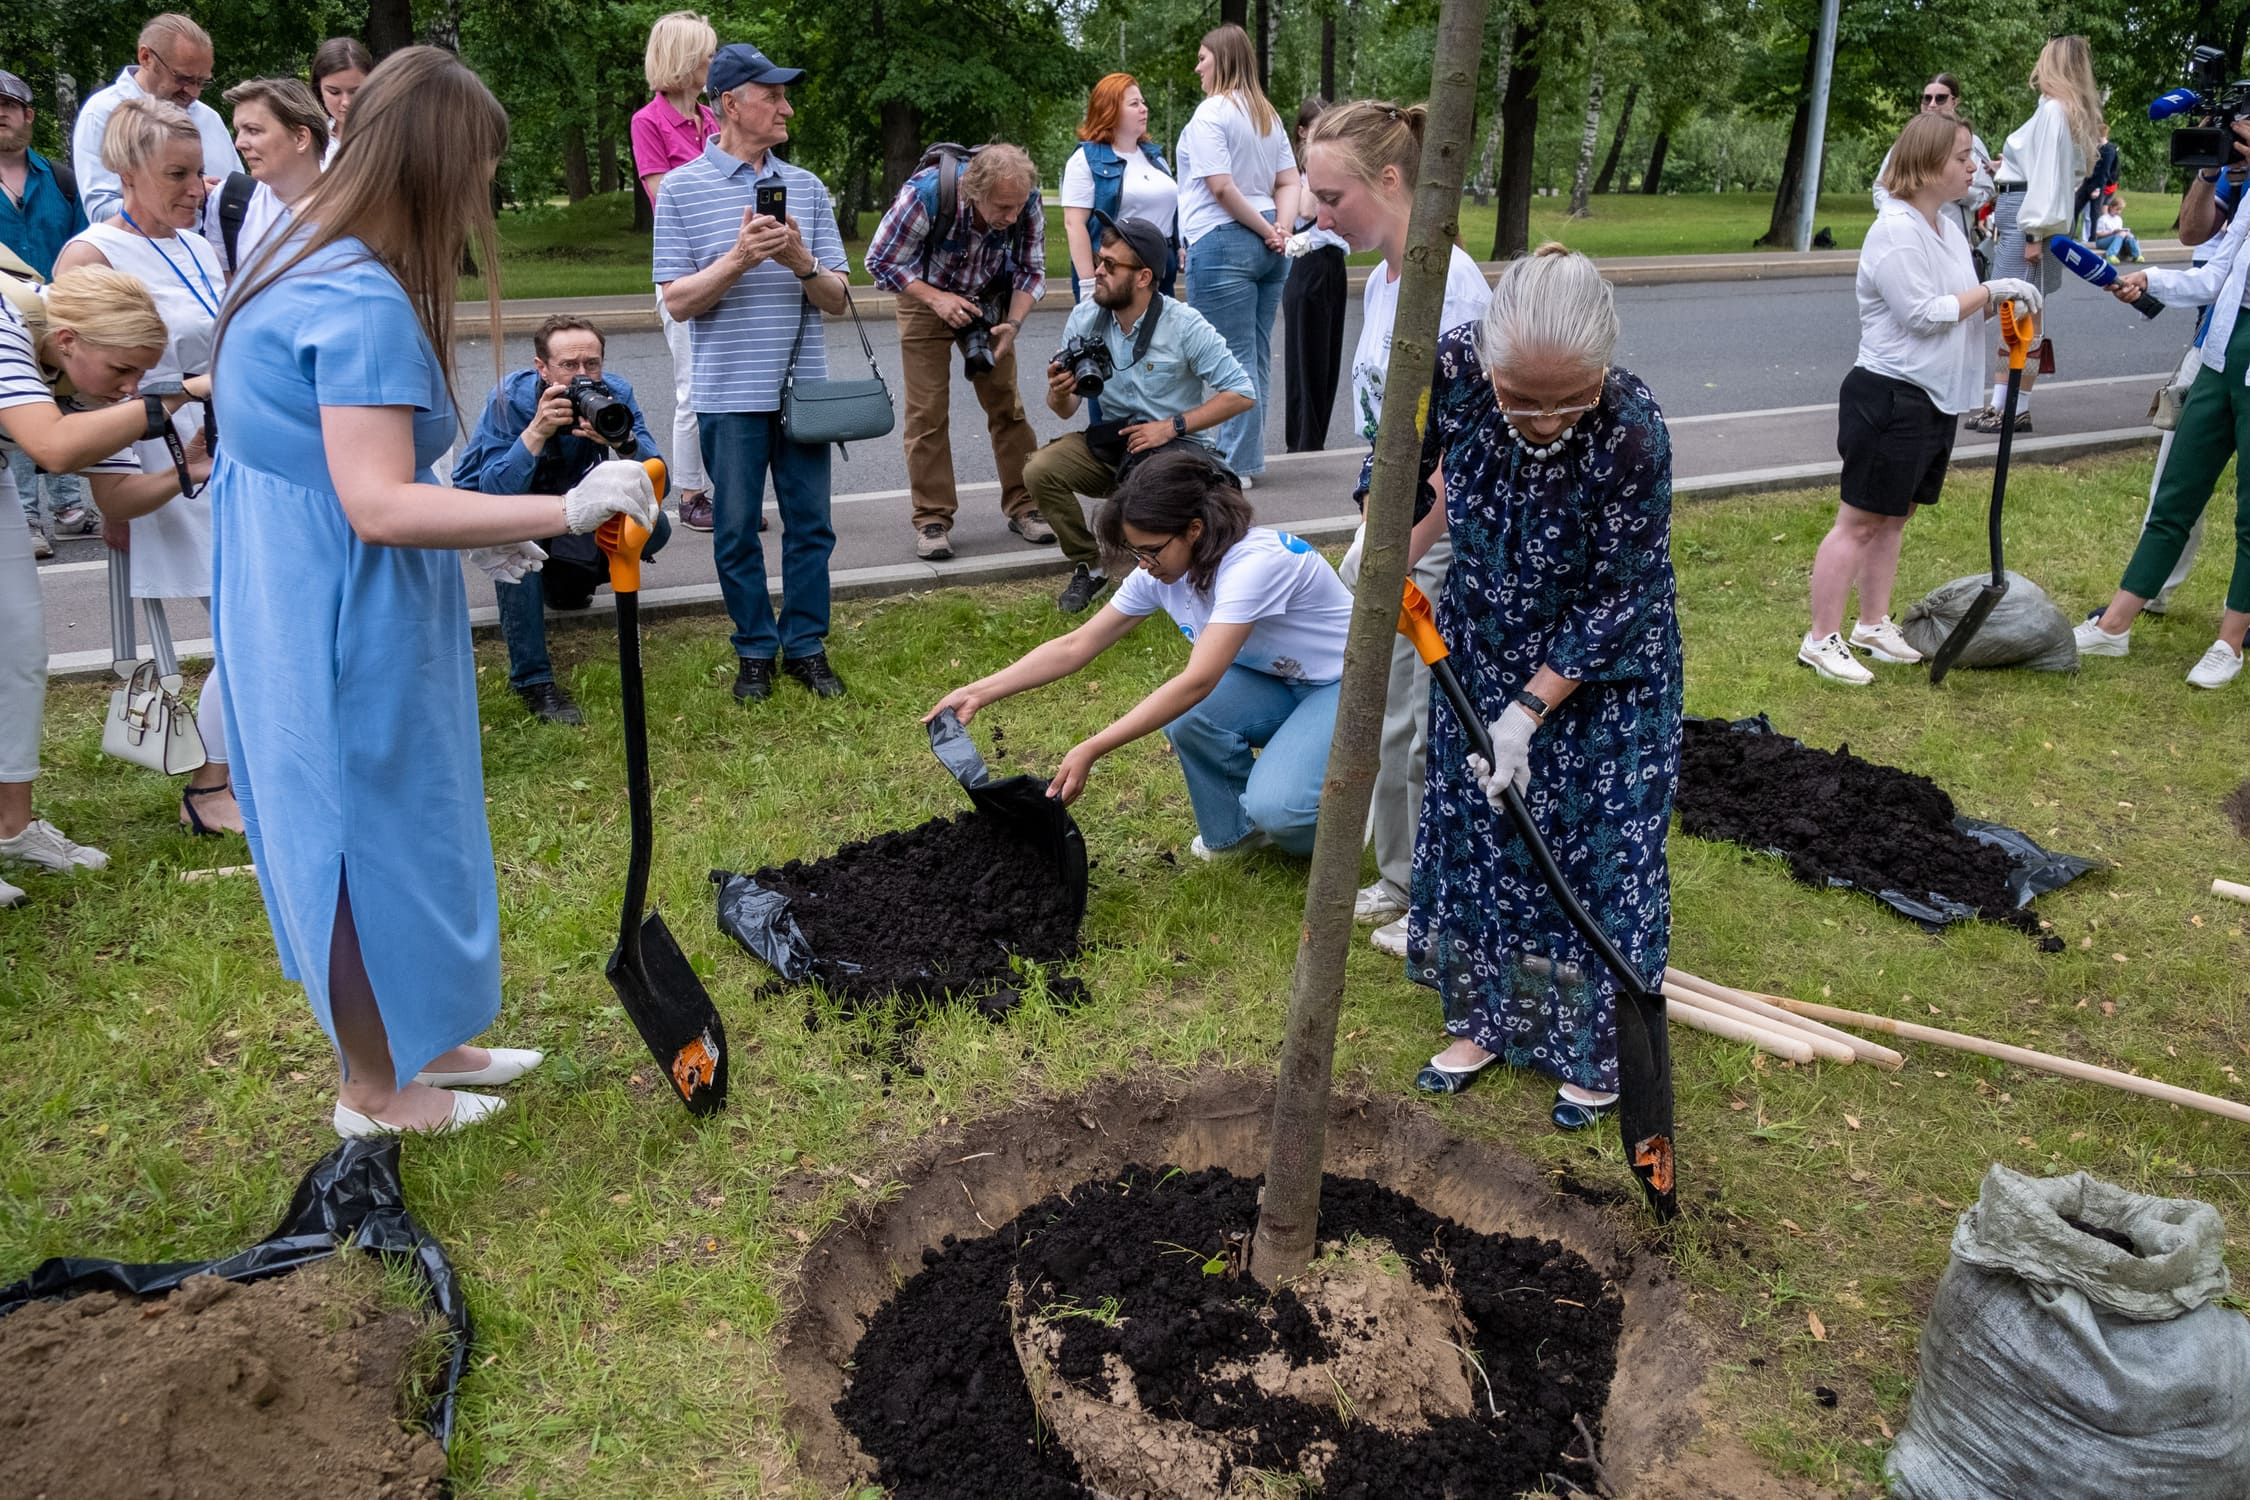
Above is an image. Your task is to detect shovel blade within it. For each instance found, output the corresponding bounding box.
[606,910,728,1116]
[1613,986,1678,1219]
[1927,578,2009,685]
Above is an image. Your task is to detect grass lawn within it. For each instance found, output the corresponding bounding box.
[5,448,2248,1496]
[470,188,2188,302]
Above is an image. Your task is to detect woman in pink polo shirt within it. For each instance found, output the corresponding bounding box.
[632,10,720,531]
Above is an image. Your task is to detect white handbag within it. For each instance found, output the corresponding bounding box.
[99,547,208,776]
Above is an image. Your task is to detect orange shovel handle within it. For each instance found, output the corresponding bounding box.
[595,459,668,594]
[1398,578,1451,667]
[1999,300,2036,372]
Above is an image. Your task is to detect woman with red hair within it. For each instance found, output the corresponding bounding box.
[1060,72,1179,301]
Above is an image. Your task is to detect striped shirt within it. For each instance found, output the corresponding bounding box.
[651,142,846,414]
[864,165,1045,300]
[0,295,139,477]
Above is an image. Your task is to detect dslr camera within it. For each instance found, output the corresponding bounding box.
[566,375,637,454]
[2157,42,2250,169]
[1054,333,1115,398]
[954,282,1012,377]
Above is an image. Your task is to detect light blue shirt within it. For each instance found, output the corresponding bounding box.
[72,67,243,227]
[651,142,846,414]
[1059,292,1253,438]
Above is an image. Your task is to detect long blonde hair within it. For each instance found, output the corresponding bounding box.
[219,47,506,416]
[1200,24,1277,135]
[2031,35,2103,163]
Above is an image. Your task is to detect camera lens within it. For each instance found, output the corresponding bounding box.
[961,328,995,378]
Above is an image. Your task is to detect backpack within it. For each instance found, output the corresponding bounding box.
[910,142,979,283]
[213,172,256,274]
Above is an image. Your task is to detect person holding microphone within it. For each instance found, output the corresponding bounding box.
[1800,112,2041,685]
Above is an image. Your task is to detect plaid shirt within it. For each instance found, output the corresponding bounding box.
[864,164,1045,301]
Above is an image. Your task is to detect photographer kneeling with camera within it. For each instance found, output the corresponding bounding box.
[454,314,673,724]
[1027,214,1256,612]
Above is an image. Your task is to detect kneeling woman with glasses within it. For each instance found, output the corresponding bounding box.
[927,446,1350,858]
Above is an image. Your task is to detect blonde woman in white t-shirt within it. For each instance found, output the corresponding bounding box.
[1178,24,1300,484]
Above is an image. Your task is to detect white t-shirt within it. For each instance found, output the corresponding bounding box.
[2095,210,2125,237]
[1060,146,1181,240]
[1351,246,1492,447]
[1855,200,1985,414]
[1110,526,1352,683]
[1176,95,1294,245]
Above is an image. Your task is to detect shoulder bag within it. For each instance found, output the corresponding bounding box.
[779,285,896,451]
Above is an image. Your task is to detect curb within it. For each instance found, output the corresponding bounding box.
[44,427,2159,683]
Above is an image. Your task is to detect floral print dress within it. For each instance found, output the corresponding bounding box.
[1406,326,1684,1093]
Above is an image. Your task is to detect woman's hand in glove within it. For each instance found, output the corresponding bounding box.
[561,459,656,534]
[468,540,547,584]
[1467,702,1540,807]
[1985,277,2042,318]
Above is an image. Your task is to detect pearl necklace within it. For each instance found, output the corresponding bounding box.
[1506,422,1576,460]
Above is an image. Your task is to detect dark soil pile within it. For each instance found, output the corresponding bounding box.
[1678,719,2043,936]
[836,1164,1621,1498]
[2224,778,2250,840]
[752,809,1082,1012]
[0,1262,446,1500]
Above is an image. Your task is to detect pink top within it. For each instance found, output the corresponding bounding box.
[629,96,717,203]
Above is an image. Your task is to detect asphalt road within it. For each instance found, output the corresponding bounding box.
[35,272,2184,662]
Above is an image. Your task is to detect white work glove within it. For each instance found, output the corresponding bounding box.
[1466,702,1539,807]
[467,540,547,584]
[1283,229,1317,259]
[561,459,656,535]
[1985,277,2042,319]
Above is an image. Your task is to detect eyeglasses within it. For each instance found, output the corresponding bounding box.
[1095,254,1143,275]
[1494,370,1607,422]
[546,358,602,376]
[1921,91,1953,104]
[151,53,214,92]
[1126,533,1180,567]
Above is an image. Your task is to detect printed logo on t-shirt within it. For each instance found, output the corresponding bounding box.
[1269,656,1306,681]
[1275,531,1313,554]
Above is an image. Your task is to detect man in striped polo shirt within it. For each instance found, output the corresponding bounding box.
[653,42,851,703]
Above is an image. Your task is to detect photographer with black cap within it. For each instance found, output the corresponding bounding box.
[453,314,672,724]
[1024,213,1256,613]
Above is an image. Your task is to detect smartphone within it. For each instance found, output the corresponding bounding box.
[755,182,786,222]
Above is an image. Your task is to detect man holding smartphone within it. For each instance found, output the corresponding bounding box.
[653,41,852,704]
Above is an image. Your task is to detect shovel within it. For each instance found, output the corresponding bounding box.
[1929,301,2035,686]
[596,462,729,1116]
[1397,581,1678,1220]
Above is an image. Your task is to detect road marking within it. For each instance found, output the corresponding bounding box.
[1665,371,2171,427]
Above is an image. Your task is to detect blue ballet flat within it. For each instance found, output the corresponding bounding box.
[1414,1051,1496,1095]
[1550,1091,1617,1131]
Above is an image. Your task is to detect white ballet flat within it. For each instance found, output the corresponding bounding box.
[332,1090,507,1139]
[412,1047,545,1088]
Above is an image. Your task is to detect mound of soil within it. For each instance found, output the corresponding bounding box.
[1678,719,2043,936]
[0,1262,446,1500]
[2224,778,2250,840]
[750,809,1082,1011]
[836,1164,1621,1498]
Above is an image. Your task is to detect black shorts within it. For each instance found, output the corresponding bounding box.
[1837,367,1957,517]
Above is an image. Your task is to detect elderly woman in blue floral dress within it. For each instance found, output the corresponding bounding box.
[1404,243,1683,1130]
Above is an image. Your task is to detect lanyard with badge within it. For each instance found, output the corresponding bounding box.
[119,209,221,476]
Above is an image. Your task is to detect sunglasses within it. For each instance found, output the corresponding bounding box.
[1095,254,1145,275]
[1922,91,1953,104]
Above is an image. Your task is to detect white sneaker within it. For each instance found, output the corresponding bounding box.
[1850,616,1922,664]
[1353,881,1408,926]
[2073,615,2131,657]
[1189,828,1273,861]
[2187,639,2244,689]
[1369,917,1409,957]
[0,819,109,873]
[1797,632,1873,685]
[0,872,25,907]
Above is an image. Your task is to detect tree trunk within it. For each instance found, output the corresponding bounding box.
[1567,69,1604,218]
[1754,35,1817,248]
[1468,18,1513,203]
[880,99,924,204]
[1251,0,1491,1290]
[1591,81,1638,194]
[1641,129,1670,194]
[1257,0,1273,89]
[1321,13,1337,101]
[838,156,871,240]
[631,175,653,232]
[597,132,619,195]
[561,125,593,202]
[366,0,413,57]
[1222,0,1248,26]
[1492,0,1543,260]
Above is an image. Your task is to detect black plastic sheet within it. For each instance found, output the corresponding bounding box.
[1688,714,2100,929]
[0,1138,472,1451]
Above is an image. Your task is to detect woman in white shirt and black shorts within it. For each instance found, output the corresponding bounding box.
[1800,111,2042,685]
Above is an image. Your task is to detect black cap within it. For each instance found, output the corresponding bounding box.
[707,43,803,95]
[1089,212,1168,279]
[0,71,34,108]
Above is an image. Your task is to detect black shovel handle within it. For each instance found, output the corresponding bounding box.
[1930,306,2031,684]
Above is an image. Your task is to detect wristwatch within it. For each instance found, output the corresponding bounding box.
[795,266,822,280]
[141,394,171,441]
[1172,414,1189,439]
[1511,687,1551,724]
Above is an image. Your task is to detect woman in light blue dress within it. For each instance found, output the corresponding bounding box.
[209,48,655,1137]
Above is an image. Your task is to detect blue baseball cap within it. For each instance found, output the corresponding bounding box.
[707,43,803,95]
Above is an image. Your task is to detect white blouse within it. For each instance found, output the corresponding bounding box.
[1996,97,2088,238]
[1855,200,1987,414]
[2145,203,2250,383]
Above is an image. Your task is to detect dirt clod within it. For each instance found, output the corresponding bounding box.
[2224,779,2250,840]
[0,1260,445,1500]
[2062,1214,2140,1255]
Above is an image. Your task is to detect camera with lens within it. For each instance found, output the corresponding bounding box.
[1054,333,1115,398]
[953,282,1012,377]
[2157,43,2250,170]
[567,375,637,453]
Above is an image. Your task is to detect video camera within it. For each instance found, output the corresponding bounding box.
[566,375,637,454]
[1054,332,1114,398]
[2152,42,2250,170]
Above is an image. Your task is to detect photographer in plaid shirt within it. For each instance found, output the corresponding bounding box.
[864,143,1049,561]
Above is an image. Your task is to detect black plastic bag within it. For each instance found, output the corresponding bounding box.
[1686,714,2099,929]
[0,1138,472,1451]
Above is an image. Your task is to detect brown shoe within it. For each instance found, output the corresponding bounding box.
[916,524,954,561]
[677,491,715,531]
[1009,510,1057,545]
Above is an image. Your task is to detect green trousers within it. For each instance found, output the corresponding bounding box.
[1022,431,1115,570]
[2125,315,2250,613]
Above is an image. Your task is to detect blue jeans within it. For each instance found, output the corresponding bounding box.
[698,411,835,660]
[494,511,673,691]
[1164,663,1340,855]
[1186,215,1287,478]
[2096,232,2140,260]
[9,448,86,527]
